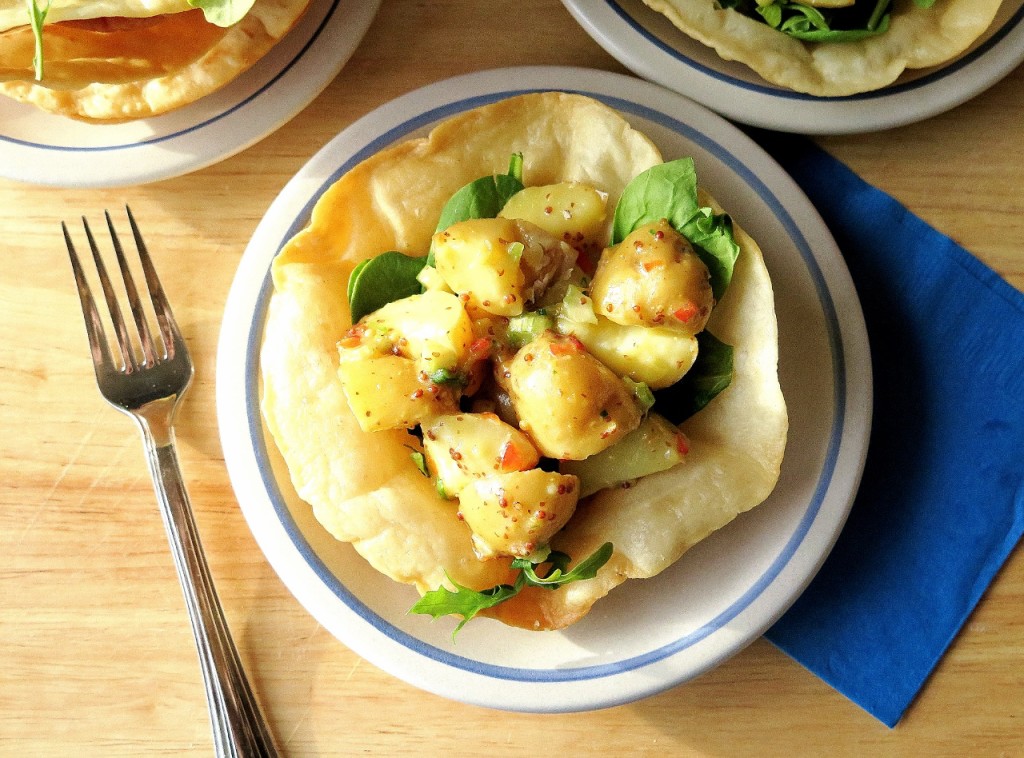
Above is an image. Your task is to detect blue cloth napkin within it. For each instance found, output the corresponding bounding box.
[750,130,1024,728]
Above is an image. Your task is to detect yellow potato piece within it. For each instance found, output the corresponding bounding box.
[499,182,608,254]
[504,331,643,460]
[422,412,540,496]
[338,354,457,433]
[365,290,475,374]
[590,220,713,335]
[458,469,580,560]
[556,314,698,390]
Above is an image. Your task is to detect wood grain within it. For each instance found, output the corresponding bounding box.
[1,1,1022,755]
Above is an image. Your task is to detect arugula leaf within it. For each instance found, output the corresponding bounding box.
[28,0,50,81]
[347,251,427,323]
[426,153,525,267]
[512,542,613,588]
[410,576,523,636]
[409,542,613,638]
[653,331,734,423]
[186,0,257,26]
[612,157,739,300]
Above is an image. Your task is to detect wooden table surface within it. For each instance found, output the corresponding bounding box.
[2,1,1022,755]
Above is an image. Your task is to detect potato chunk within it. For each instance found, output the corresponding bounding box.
[557,314,698,389]
[337,354,457,432]
[422,412,540,496]
[457,469,580,559]
[363,290,475,374]
[591,219,713,335]
[432,217,576,317]
[499,182,608,254]
[561,413,689,497]
[504,332,642,460]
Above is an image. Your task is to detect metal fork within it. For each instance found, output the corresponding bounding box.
[64,208,280,758]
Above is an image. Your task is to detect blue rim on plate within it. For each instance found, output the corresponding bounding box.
[217,66,872,710]
[0,0,380,186]
[0,0,341,153]
[562,0,1024,133]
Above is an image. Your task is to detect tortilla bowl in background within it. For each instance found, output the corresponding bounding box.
[639,0,1005,96]
[0,0,311,121]
[259,91,789,632]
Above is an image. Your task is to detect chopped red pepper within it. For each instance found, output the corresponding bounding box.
[676,433,690,456]
[549,335,585,356]
[499,440,529,471]
[673,301,698,323]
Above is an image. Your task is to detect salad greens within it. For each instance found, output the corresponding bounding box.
[654,331,735,423]
[612,157,739,300]
[409,542,613,638]
[347,250,427,323]
[721,0,936,44]
[426,153,525,267]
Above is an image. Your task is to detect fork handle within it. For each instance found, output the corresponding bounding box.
[141,423,280,758]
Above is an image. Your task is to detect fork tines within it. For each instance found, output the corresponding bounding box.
[63,207,181,375]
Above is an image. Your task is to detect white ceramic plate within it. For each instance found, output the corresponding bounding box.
[0,0,380,188]
[216,66,872,712]
[562,0,1024,134]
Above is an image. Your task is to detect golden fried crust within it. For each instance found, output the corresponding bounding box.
[642,0,1004,96]
[261,93,788,630]
[0,12,229,87]
[0,0,310,120]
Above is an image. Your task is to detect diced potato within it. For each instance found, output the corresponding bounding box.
[457,469,580,559]
[432,218,576,317]
[337,354,457,432]
[556,314,698,389]
[364,290,474,373]
[422,412,540,496]
[591,219,714,335]
[499,182,608,253]
[505,332,642,460]
[561,413,689,497]
[416,264,452,293]
[555,284,598,325]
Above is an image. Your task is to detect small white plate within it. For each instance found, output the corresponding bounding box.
[216,66,872,712]
[562,0,1024,134]
[0,0,380,187]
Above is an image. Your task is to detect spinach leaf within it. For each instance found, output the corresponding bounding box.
[426,153,525,267]
[612,157,739,300]
[722,0,895,43]
[611,157,700,245]
[347,251,427,323]
[409,542,613,638]
[681,208,740,302]
[653,331,734,423]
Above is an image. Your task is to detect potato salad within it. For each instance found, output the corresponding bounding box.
[260,92,786,632]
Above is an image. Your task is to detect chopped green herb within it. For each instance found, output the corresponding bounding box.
[28,0,50,81]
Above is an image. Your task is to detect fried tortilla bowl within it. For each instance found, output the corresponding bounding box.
[0,0,310,121]
[260,91,788,632]
[641,0,1004,96]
